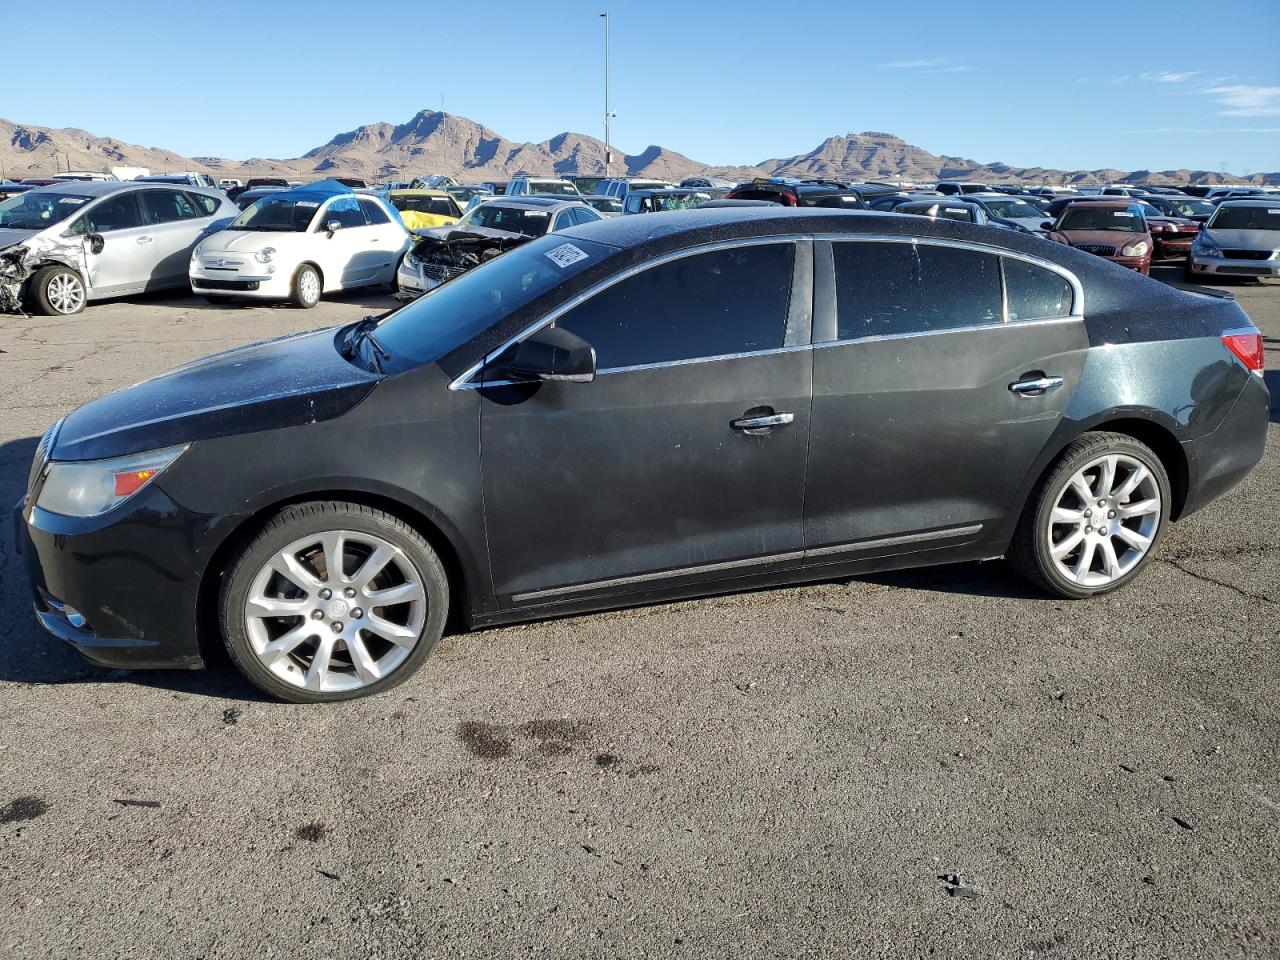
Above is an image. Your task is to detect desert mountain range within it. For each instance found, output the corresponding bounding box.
[3,110,1275,187]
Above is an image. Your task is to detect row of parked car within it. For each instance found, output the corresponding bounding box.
[1,168,1276,315]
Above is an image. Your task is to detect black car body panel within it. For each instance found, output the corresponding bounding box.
[17,209,1270,670]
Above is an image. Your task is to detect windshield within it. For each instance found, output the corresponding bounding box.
[372,235,611,365]
[456,204,553,236]
[1164,198,1214,217]
[390,195,457,216]
[0,191,92,229]
[1057,206,1146,232]
[1208,206,1280,231]
[585,197,622,212]
[984,199,1041,219]
[229,197,320,232]
[448,187,491,202]
[650,193,710,211]
[526,181,579,196]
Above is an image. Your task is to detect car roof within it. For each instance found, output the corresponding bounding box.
[480,196,585,209]
[387,188,451,197]
[1217,198,1280,207]
[27,180,140,197]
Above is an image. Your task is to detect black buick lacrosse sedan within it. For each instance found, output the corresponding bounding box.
[18,209,1269,702]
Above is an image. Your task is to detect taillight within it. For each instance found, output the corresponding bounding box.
[1222,330,1265,373]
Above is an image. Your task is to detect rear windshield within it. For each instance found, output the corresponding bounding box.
[983,199,1042,219]
[1056,206,1146,232]
[372,235,612,365]
[1208,206,1280,231]
[0,191,92,229]
[391,195,457,216]
[526,181,579,195]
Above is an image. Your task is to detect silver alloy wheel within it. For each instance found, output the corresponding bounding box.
[244,530,427,693]
[1046,453,1161,587]
[46,272,85,314]
[299,268,321,305]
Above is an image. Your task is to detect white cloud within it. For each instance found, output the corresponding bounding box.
[1134,126,1280,134]
[1141,71,1200,83]
[1207,84,1280,117]
[877,58,970,72]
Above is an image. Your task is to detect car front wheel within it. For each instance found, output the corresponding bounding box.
[220,502,449,702]
[1011,432,1170,599]
[291,264,322,308]
[31,265,87,316]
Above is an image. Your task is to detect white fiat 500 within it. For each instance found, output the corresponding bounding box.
[189,180,409,307]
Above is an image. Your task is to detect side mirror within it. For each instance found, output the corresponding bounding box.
[326,220,342,235]
[1040,220,1055,231]
[84,233,105,255]
[504,326,596,384]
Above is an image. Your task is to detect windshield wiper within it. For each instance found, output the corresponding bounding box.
[343,315,391,372]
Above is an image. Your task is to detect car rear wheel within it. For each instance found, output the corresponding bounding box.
[291,264,322,309]
[31,266,87,316]
[220,502,449,703]
[1010,432,1170,599]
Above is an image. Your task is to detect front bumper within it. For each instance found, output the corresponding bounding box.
[1107,254,1151,275]
[190,259,294,300]
[395,258,442,298]
[16,484,225,670]
[1186,252,1280,278]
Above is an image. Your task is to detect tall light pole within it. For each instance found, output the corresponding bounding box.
[601,11,613,177]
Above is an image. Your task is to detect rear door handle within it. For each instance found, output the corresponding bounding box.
[731,412,794,431]
[1009,376,1064,395]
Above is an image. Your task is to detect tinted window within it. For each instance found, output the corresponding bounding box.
[833,241,1001,340]
[555,243,794,369]
[139,189,200,224]
[1003,258,1073,322]
[78,193,143,233]
[359,198,391,225]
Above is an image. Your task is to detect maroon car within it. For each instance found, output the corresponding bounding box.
[1046,196,1199,261]
[1045,201,1153,274]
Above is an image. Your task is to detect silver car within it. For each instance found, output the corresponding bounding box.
[1186,199,1280,281]
[0,180,238,315]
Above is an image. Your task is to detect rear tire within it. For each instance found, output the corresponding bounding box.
[1010,432,1170,599]
[291,264,322,309]
[30,265,87,316]
[220,501,450,703]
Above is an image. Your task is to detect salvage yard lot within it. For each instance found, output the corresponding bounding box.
[1,273,1278,958]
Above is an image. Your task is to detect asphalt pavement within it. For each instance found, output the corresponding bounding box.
[1,270,1277,959]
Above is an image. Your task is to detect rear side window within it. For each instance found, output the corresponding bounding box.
[187,192,220,215]
[1003,258,1073,321]
[555,243,795,369]
[833,241,1002,340]
[139,189,200,224]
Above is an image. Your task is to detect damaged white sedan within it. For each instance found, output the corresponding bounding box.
[0,181,237,315]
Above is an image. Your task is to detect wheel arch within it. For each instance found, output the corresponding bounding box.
[295,260,324,291]
[194,486,477,667]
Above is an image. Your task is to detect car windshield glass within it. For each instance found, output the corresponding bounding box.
[372,235,612,365]
[457,205,553,236]
[391,195,456,216]
[449,187,490,202]
[1208,206,1280,231]
[1167,199,1213,217]
[0,191,92,229]
[1057,206,1145,232]
[229,197,319,231]
[650,193,709,211]
[984,199,1041,219]
[526,181,579,195]
[586,197,621,211]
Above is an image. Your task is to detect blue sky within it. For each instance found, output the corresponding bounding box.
[9,0,1280,174]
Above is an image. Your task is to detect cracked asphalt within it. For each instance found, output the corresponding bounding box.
[1,272,1277,959]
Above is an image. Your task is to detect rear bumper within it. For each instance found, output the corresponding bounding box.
[1154,237,1195,261]
[1180,373,1270,517]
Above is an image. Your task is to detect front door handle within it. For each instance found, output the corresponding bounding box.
[1009,375,1064,396]
[731,412,794,432]
[136,236,153,244]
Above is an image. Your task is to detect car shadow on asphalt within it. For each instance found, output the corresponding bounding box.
[0,434,268,702]
[859,560,1046,599]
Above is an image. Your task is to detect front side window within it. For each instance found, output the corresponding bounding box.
[359,198,391,225]
[1004,258,1073,322]
[73,193,143,234]
[139,189,200,224]
[322,196,366,229]
[833,241,1001,340]
[554,243,795,370]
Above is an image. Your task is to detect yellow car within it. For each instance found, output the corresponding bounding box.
[384,189,461,231]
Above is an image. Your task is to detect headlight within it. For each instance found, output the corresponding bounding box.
[254,247,276,264]
[1195,237,1221,256]
[1121,241,1149,257]
[404,253,421,268]
[36,446,187,518]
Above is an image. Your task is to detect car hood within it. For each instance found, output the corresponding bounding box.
[0,226,40,249]
[1200,228,1280,250]
[410,224,530,243]
[53,327,381,461]
[197,229,313,254]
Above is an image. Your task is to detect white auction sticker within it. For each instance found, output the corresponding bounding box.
[545,243,589,269]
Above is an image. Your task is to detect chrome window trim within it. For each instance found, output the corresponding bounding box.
[812,314,1079,351]
[449,235,810,390]
[449,231,1085,390]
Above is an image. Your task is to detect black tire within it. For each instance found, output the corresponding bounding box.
[203,295,232,305]
[290,263,322,309]
[30,265,87,316]
[1009,432,1171,600]
[219,501,450,703]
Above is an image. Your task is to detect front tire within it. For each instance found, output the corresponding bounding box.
[219,502,450,703]
[30,265,87,316]
[1010,432,1170,599]
[291,264,322,309]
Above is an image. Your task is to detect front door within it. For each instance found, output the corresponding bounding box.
[804,239,1089,554]
[478,240,813,606]
[69,191,150,294]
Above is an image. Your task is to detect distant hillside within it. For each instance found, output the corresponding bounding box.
[2,111,1274,188]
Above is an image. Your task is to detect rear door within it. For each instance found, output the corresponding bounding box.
[803,239,1089,556]
[477,239,814,606]
[136,189,207,286]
